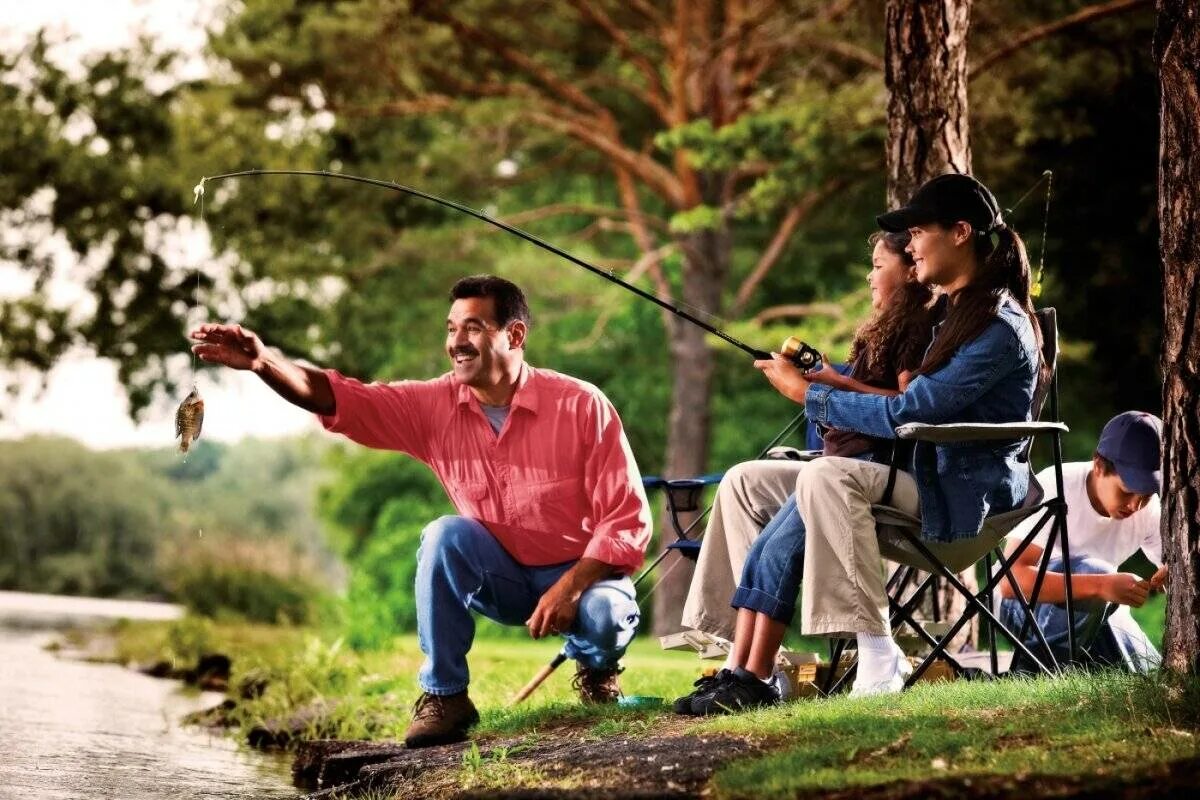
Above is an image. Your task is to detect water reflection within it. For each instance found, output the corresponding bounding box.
[0,592,299,800]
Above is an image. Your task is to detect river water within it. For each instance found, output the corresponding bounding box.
[0,591,300,800]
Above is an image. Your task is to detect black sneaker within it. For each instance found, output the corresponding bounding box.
[672,669,731,715]
[691,667,781,716]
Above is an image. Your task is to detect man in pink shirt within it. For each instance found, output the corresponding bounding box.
[192,275,651,748]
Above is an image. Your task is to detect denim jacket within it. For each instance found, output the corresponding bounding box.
[805,293,1039,542]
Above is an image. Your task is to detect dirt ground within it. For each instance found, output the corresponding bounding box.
[294,720,1200,800]
[297,716,763,799]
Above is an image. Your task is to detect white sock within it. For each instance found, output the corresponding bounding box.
[856,632,900,685]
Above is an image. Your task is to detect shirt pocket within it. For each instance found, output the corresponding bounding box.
[521,477,586,530]
[448,480,489,511]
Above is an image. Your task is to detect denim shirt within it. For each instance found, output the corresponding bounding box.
[805,293,1039,542]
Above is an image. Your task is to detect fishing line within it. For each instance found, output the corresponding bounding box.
[191,181,205,387]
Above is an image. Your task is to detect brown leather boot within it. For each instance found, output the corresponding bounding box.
[404,691,480,748]
[572,663,623,705]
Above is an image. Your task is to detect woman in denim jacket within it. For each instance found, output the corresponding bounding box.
[676,174,1045,714]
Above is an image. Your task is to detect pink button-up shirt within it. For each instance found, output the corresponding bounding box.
[318,364,652,574]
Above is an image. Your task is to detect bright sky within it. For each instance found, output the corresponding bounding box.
[0,0,319,449]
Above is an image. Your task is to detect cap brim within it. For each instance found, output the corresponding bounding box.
[876,206,935,233]
[1115,463,1161,495]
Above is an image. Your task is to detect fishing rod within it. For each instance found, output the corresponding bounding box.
[193,169,822,369]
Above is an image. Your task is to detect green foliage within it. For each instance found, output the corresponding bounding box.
[0,435,336,603]
[0,437,165,596]
[317,446,446,556]
[165,555,323,625]
[339,496,450,649]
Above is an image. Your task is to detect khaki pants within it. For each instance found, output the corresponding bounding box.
[680,459,807,639]
[796,457,920,637]
[679,456,922,640]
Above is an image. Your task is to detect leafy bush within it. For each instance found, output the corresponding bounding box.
[341,496,448,649]
[160,538,329,624]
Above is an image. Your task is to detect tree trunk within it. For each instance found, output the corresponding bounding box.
[884,0,978,650]
[1156,0,1200,676]
[885,0,973,208]
[650,221,731,635]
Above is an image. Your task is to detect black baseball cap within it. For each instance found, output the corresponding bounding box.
[1096,411,1163,495]
[877,173,1004,235]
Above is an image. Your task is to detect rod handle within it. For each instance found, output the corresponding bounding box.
[512,652,568,705]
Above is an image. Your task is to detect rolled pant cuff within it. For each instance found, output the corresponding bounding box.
[681,612,736,642]
[730,586,795,625]
[419,680,470,697]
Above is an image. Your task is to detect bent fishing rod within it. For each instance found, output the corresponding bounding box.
[194,169,822,370]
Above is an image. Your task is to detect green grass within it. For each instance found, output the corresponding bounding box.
[103,618,1200,797]
[108,619,706,742]
[702,671,1200,798]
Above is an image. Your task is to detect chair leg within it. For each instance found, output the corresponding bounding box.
[985,552,998,677]
[898,531,1056,678]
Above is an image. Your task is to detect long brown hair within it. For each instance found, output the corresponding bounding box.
[849,231,934,383]
[915,225,1048,387]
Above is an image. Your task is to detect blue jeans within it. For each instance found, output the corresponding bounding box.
[730,494,807,625]
[999,556,1161,674]
[415,516,641,695]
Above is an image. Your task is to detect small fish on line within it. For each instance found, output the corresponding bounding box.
[175,387,205,454]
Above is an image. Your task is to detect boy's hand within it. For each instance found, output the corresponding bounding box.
[1102,573,1151,607]
[1149,565,1169,592]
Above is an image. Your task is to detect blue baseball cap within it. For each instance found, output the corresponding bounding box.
[1096,411,1163,495]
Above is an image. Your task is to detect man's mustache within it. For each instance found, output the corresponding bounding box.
[451,347,479,358]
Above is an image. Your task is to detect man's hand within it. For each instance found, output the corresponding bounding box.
[191,322,335,415]
[191,323,266,371]
[754,353,812,404]
[1149,565,1169,592]
[525,558,614,640]
[1102,573,1152,607]
[526,575,581,639]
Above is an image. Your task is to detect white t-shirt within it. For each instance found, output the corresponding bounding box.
[1005,461,1162,568]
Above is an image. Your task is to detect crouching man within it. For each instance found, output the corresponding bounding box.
[192,275,651,747]
[999,411,1165,673]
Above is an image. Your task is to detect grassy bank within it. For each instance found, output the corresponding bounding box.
[104,618,1199,797]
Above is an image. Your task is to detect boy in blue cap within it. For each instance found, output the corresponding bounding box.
[998,411,1166,672]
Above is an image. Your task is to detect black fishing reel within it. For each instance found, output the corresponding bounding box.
[780,337,823,372]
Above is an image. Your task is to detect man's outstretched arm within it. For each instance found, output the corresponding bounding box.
[190,323,335,415]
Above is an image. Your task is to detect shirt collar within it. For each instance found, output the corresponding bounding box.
[455,362,538,414]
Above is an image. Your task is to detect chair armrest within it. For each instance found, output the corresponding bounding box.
[895,421,1069,443]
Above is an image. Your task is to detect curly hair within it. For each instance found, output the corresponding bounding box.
[848,231,934,384]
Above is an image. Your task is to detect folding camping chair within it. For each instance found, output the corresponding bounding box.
[818,308,1076,692]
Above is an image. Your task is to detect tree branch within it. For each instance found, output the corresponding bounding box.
[790,35,883,71]
[568,0,672,124]
[328,96,457,117]
[730,177,849,315]
[417,5,609,118]
[753,302,845,325]
[529,110,684,205]
[970,0,1153,79]
[497,202,668,232]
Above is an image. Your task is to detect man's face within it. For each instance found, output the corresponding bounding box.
[445,296,523,388]
[1090,457,1153,519]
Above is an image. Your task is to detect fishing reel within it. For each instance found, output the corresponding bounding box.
[780,337,823,372]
